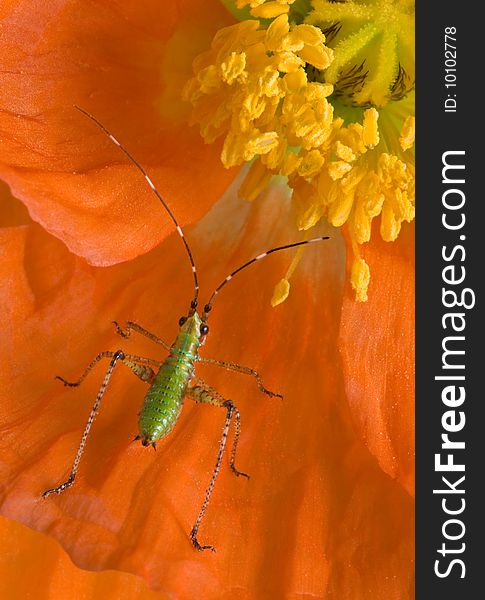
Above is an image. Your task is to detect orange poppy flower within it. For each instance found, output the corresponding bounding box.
[0,1,414,598]
[0,0,235,265]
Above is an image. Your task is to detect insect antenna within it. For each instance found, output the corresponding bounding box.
[75,105,200,310]
[202,236,330,321]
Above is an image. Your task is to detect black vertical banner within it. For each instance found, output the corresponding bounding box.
[416,2,482,597]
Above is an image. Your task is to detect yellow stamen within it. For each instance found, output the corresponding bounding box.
[362,108,380,148]
[266,13,290,52]
[271,240,306,307]
[220,52,247,85]
[184,15,336,172]
[399,115,415,151]
[298,149,325,178]
[252,2,290,19]
[281,151,301,176]
[351,256,371,302]
[297,44,333,71]
[328,161,352,181]
[335,141,356,163]
[271,278,291,306]
[238,160,274,201]
[184,3,415,304]
[328,187,354,228]
[237,0,296,14]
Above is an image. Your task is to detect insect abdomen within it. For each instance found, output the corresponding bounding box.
[138,329,198,444]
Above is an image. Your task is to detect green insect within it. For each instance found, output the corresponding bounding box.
[42,107,329,551]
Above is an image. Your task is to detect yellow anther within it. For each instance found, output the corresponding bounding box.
[380,202,402,241]
[362,108,380,148]
[220,52,247,85]
[271,278,291,307]
[297,44,333,70]
[251,1,291,19]
[283,69,308,93]
[244,130,280,160]
[282,31,305,53]
[261,133,286,169]
[298,202,325,230]
[221,132,243,168]
[335,141,356,162]
[340,166,366,194]
[211,20,260,53]
[400,115,415,151]
[335,124,366,157]
[275,52,305,73]
[292,24,326,47]
[351,257,371,302]
[328,161,352,180]
[358,173,384,216]
[352,199,373,245]
[281,151,301,176]
[292,178,323,229]
[305,82,333,101]
[197,65,220,93]
[237,0,296,7]
[271,238,309,306]
[298,149,325,178]
[265,14,290,52]
[328,188,354,227]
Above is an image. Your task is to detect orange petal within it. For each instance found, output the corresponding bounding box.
[1,183,413,597]
[0,516,165,600]
[339,222,415,495]
[0,0,236,265]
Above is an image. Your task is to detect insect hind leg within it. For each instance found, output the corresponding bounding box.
[229,405,248,478]
[43,350,129,498]
[187,380,248,552]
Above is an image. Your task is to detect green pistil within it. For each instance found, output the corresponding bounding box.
[306,0,415,107]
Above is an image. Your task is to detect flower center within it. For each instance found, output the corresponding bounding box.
[307,0,415,107]
[183,0,415,303]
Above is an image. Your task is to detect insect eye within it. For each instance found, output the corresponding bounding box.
[178,316,187,327]
[200,324,209,336]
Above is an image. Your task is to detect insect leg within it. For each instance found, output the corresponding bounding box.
[188,380,249,477]
[199,357,283,399]
[56,351,161,387]
[43,350,127,498]
[229,404,248,478]
[113,321,170,351]
[186,380,249,552]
